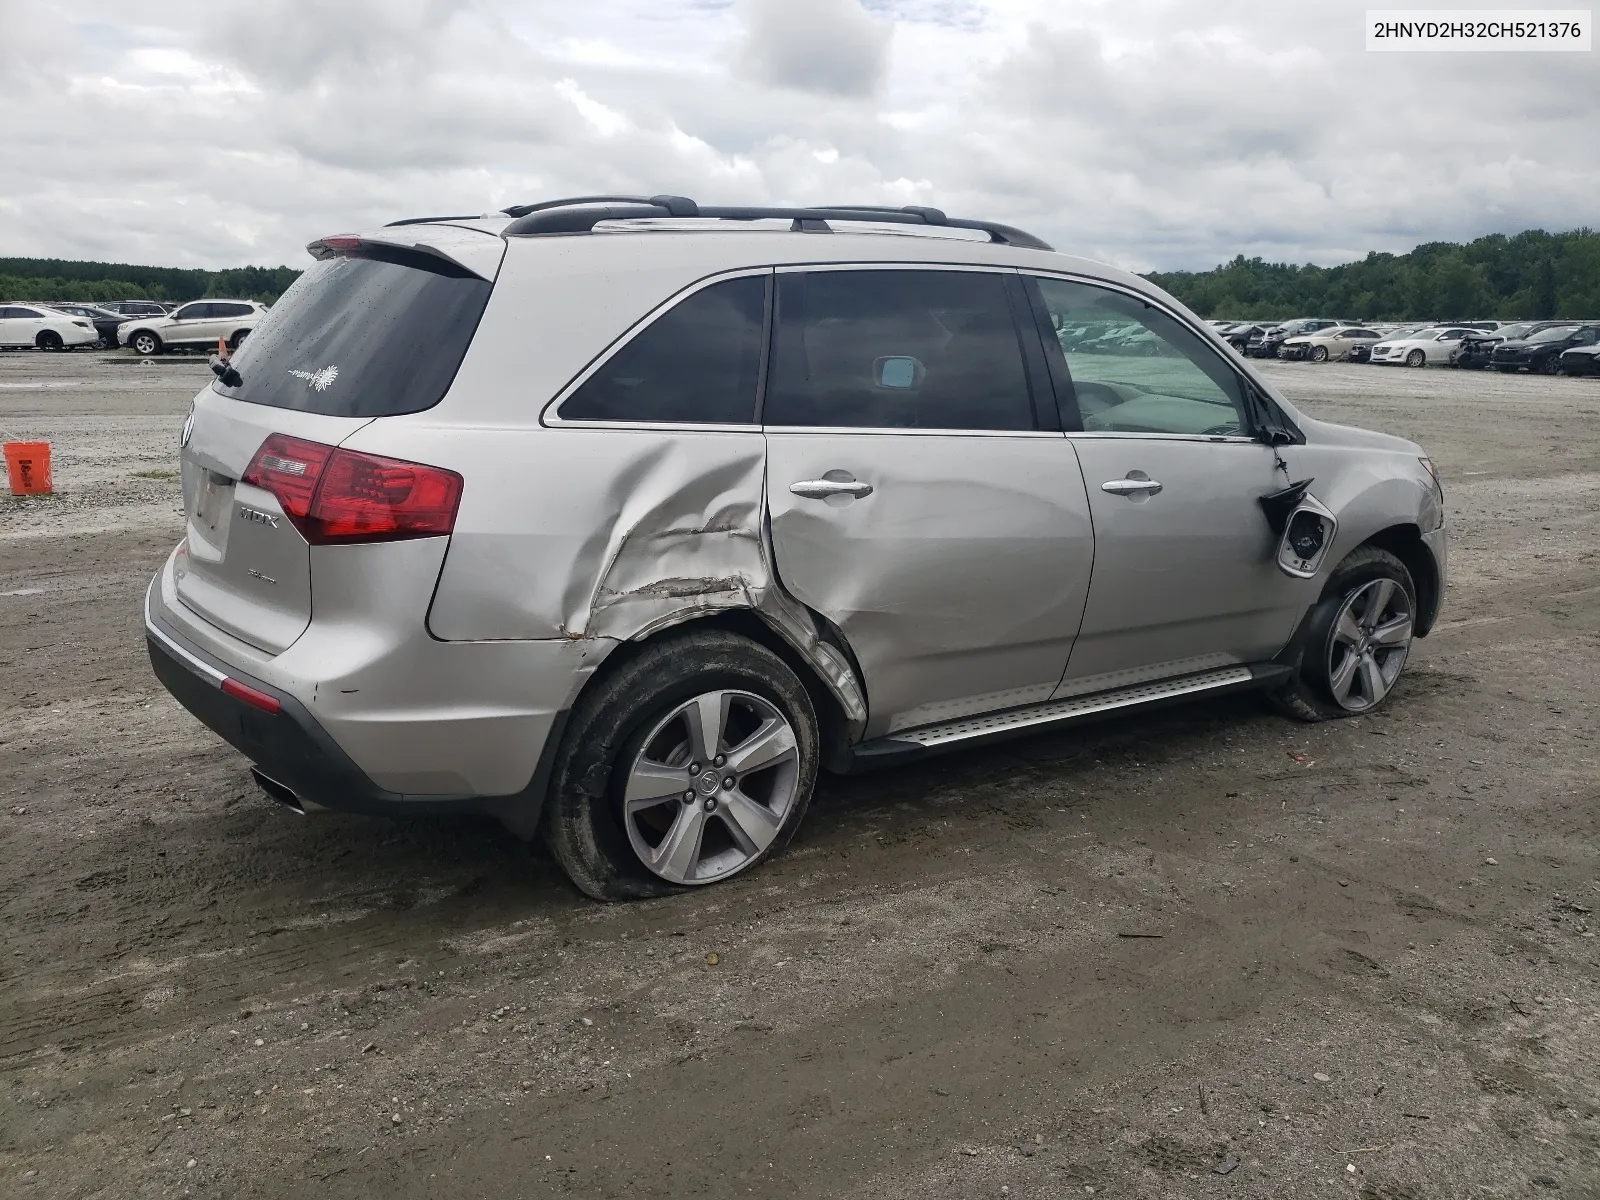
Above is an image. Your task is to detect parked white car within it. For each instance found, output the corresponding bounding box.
[0,304,99,350]
[119,300,267,356]
[1366,327,1476,367]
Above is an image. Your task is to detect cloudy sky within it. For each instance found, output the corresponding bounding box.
[1,0,1595,273]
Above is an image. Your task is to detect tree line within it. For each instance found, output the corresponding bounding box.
[1145,228,1600,322]
[4,226,1598,319]
[0,258,300,306]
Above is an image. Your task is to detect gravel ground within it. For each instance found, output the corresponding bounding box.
[1,350,1597,1199]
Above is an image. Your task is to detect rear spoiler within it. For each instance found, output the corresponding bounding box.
[306,226,505,282]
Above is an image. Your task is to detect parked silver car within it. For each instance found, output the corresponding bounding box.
[145,197,1447,900]
[119,300,267,356]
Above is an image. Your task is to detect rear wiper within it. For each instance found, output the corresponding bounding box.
[209,354,242,389]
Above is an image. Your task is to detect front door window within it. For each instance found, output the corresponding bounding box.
[1032,277,1249,437]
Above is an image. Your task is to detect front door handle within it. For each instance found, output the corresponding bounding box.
[791,477,873,500]
[1101,476,1163,497]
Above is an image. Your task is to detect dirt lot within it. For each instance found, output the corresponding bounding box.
[2,350,1598,1200]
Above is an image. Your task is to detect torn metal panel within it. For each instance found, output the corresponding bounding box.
[421,426,867,736]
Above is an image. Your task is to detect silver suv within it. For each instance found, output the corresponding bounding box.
[145,196,1447,900]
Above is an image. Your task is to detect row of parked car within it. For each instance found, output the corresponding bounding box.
[0,299,267,354]
[1206,317,1600,376]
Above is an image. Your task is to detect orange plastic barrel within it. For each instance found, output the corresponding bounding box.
[3,441,53,495]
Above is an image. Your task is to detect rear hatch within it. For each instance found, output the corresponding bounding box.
[174,228,501,654]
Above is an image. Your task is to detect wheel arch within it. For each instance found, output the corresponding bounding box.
[568,608,863,776]
[1358,523,1441,637]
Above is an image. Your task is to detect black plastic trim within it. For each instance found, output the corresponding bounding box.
[1018,276,1083,433]
[1003,273,1060,433]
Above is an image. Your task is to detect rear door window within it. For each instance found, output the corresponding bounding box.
[764,269,1036,431]
[558,275,765,424]
[213,249,492,417]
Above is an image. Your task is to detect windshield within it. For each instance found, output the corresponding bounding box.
[1527,325,1579,343]
[213,250,492,416]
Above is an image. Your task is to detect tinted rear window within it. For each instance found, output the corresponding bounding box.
[765,270,1035,431]
[213,252,492,417]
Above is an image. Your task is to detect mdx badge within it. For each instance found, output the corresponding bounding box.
[238,505,281,528]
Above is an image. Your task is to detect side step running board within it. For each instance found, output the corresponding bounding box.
[846,664,1290,771]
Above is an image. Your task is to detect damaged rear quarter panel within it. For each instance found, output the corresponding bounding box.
[422,428,769,642]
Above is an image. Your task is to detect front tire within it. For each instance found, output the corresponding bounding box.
[130,331,162,356]
[541,630,819,901]
[1268,546,1417,723]
[1310,346,1329,363]
[1406,349,1426,368]
[1540,356,1561,376]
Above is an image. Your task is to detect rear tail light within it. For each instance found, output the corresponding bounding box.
[241,434,462,544]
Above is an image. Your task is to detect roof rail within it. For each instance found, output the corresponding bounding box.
[497,196,1052,251]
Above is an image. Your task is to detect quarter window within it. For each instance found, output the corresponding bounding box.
[1031,277,1249,437]
[765,270,1035,431]
[558,275,765,424]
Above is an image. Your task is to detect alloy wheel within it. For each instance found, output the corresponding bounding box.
[1326,578,1413,712]
[1406,349,1425,367]
[622,689,801,885]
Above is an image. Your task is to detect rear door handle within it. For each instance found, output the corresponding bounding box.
[1101,477,1163,496]
[790,478,873,500]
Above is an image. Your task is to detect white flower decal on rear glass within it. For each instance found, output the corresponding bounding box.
[288,365,339,392]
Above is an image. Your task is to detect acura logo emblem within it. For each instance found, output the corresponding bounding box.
[180,404,196,448]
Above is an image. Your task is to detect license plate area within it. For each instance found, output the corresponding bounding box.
[190,469,237,557]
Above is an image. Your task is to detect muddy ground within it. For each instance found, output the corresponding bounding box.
[1,350,1597,1200]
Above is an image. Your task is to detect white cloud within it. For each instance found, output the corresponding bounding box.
[0,0,1593,272]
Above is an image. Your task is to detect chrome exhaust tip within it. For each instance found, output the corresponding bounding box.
[251,767,320,816]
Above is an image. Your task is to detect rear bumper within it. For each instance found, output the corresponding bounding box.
[145,577,574,837]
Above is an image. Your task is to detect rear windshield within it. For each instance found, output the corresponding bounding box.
[213,250,492,416]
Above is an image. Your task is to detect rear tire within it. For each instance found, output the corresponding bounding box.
[541,630,819,901]
[130,331,162,356]
[229,329,250,350]
[36,331,63,351]
[1268,546,1417,723]
[1405,349,1426,368]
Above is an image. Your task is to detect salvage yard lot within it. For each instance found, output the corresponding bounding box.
[1,353,1598,1199]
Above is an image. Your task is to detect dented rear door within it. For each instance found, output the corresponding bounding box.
[762,266,1096,739]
